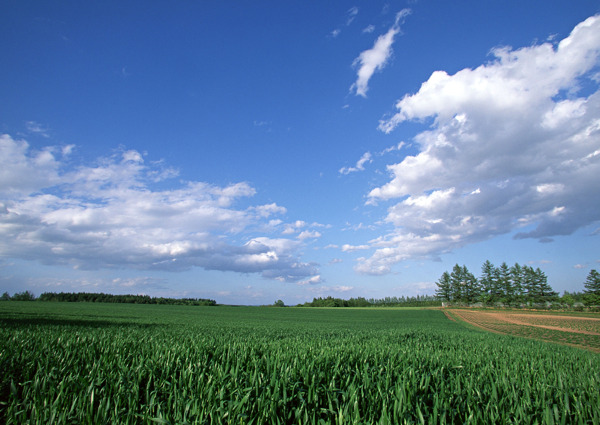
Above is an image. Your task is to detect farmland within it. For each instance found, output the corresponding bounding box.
[448,309,600,353]
[1,302,600,424]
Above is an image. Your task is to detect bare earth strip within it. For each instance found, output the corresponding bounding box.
[448,309,600,353]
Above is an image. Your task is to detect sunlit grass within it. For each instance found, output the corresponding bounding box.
[1,302,599,424]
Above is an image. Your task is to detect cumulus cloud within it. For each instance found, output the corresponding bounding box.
[282,220,307,235]
[339,152,372,174]
[0,135,62,196]
[357,15,600,275]
[351,9,411,97]
[297,230,322,240]
[250,203,287,218]
[0,135,319,283]
[281,220,326,239]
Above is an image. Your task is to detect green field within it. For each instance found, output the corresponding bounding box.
[1,302,599,424]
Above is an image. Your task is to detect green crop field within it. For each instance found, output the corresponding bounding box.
[1,302,599,424]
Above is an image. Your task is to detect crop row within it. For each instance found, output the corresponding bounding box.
[449,309,600,352]
[1,303,599,424]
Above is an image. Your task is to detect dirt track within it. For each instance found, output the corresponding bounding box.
[448,309,600,352]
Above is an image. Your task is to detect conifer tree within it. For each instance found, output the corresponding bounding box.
[498,262,513,305]
[522,266,539,304]
[510,263,525,305]
[450,264,464,302]
[479,260,497,305]
[462,265,479,304]
[435,271,452,302]
[536,268,558,303]
[583,269,600,306]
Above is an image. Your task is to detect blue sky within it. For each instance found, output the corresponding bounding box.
[1,1,599,305]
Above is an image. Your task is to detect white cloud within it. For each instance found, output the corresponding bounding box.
[332,285,353,292]
[330,7,359,39]
[26,121,50,138]
[0,135,62,196]
[339,151,372,174]
[363,25,375,34]
[357,14,600,275]
[281,221,327,238]
[297,275,322,285]
[342,222,375,231]
[351,9,411,97]
[297,230,322,240]
[341,244,370,252]
[379,141,405,155]
[282,220,307,234]
[0,136,318,283]
[346,7,359,26]
[250,203,287,218]
[306,284,354,294]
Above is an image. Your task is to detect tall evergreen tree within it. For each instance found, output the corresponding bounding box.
[522,265,539,304]
[450,264,464,302]
[462,265,480,304]
[523,267,557,304]
[479,260,498,305]
[536,268,558,303]
[510,263,525,305]
[435,271,452,302]
[498,262,514,305]
[583,269,600,306]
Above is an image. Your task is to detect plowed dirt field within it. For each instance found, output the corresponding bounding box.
[449,309,600,352]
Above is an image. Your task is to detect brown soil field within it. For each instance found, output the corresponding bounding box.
[448,309,600,353]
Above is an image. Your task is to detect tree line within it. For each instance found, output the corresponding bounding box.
[436,262,600,307]
[299,295,440,308]
[1,291,217,306]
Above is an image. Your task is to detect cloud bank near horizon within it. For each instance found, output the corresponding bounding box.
[0,135,319,283]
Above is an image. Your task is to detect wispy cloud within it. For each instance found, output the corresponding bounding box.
[253,120,272,132]
[331,7,360,38]
[339,152,372,174]
[341,244,370,252]
[0,135,319,283]
[346,7,359,25]
[356,15,600,275]
[297,275,322,285]
[379,141,406,155]
[305,284,354,294]
[25,121,50,138]
[363,25,375,34]
[351,9,411,97]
